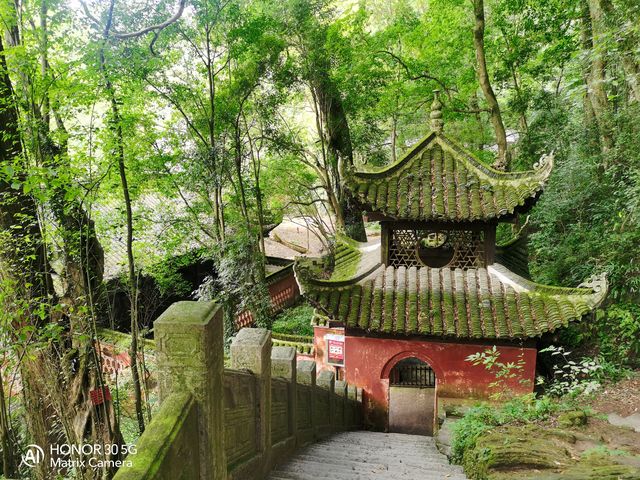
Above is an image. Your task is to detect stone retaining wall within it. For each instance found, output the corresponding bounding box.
[114,301,362,480]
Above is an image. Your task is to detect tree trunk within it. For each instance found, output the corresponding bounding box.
[97,0,146,435]
[607,0,640,103]
[98,43,145,435]
[585,0,614,153]
[621,53,640,103]
[114,101,146,435]
[0,34,56,480]
[579,0,601,154]
[312,76,367,242]
[472,0,509,170]
[3,11,122,475]
[0,369,16,478]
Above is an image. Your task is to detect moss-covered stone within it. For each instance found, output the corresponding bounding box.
[519,451,640,480]
[558,410,588,428]
[462,425,575,480]
[459,422,640,480]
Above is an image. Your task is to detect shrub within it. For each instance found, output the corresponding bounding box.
[465,346,530,399]
[538,345,604,396]
[271,304,315,336]
[597,303,640,367]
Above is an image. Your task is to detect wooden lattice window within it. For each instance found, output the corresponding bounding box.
[388,228,485,269]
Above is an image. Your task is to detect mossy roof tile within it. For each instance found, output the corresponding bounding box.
[295,238,607,340]
[346,133,553,222]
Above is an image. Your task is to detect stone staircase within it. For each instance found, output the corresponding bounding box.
[268,431,468,480]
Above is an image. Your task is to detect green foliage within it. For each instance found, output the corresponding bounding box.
[466,346,529,399]
[194,230,271,340]
[596,304,640,367]
[146,249,210,297]
[272,303,315,336]
[450,394,563,464]
[538,345,605,396]
[553,303,640,369]
[2,0,640,471]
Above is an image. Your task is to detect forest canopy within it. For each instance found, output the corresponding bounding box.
[1,0,639,478]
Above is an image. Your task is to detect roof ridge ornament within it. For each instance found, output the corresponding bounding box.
[430,90,444,133]
[578,272,608,294]
[534,151,554,170]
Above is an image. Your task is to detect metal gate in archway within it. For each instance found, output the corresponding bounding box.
[388,357,436,436]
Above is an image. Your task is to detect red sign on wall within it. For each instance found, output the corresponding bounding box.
[326,334,345,366]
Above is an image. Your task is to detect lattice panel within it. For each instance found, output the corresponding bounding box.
[448,230,486,269]
[388,230,422,268]
[388,228,485,269]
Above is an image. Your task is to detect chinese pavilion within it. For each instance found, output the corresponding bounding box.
[294,92,607,435]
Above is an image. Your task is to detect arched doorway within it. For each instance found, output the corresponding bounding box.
[388,357,436,435]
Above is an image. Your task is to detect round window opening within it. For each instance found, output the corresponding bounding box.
[416,232,454,268]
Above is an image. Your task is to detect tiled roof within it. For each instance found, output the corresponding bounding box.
[295,239,607,340]
[345,133,553,222]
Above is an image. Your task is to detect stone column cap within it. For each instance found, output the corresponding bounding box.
[155,301,219,326]
[271,346,296,362]
[296,360,316,385]
[317,370,335,390]
[232,327,270,347]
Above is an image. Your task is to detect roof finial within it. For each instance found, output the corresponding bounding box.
[430,90,444,133]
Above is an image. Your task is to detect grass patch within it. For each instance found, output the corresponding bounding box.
[272,303,315,336]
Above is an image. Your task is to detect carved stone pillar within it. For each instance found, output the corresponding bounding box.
[155,301,225,480]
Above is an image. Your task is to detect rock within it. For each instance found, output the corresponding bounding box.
[607,413,640,433]
[463,425,571,478]
[532,452,640,480]
[558,410,588,428]
[461,424,576,479]
[436,417,458,457]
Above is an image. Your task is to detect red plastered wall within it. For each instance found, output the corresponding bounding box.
[342,335,536,430]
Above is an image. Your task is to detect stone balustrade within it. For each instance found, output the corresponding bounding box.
[114,301,362,480]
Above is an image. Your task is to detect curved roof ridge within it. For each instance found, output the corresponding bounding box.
[349,133,437,178]
[345,130,554,222]
[490,264,608,303]
[435,134,554,183]
[349,131,554,185]
[294,237,382,289]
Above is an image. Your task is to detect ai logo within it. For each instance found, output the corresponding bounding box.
[21,444,44,468]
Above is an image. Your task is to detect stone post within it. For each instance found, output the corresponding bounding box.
[347,385,358,428]
[296,360,316,445]
[334,380,347,430]
[231,328,272,473]
[155,301,225,480]
[271,346,297,437]
[271,347,297,465]
[317,370,335,436]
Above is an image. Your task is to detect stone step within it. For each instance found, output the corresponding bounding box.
[276,457,460,475]
[292,451,454,468]
[271,467,466,480]
[268,431,468,480]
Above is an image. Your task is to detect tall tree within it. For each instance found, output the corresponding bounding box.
[284,0,367,241]
[584,0,614,152]
[1,32,55,479]
[472,0,509,170]
[1,3,124,475]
